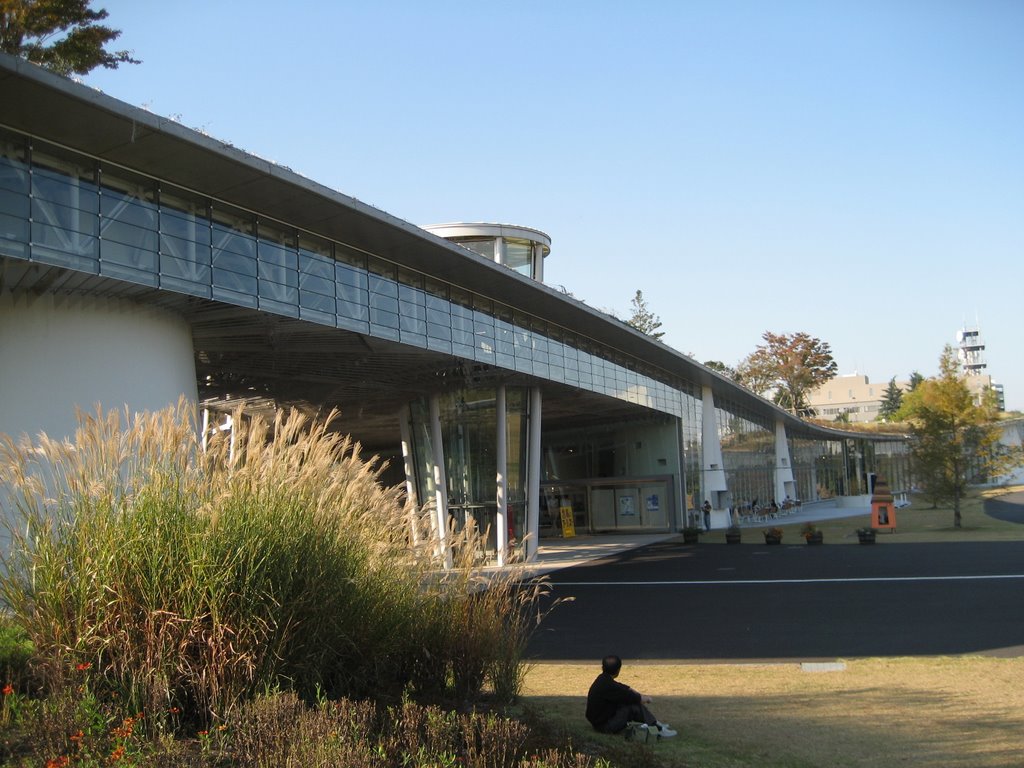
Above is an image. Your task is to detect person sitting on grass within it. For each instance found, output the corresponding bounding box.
[585,654,677,738]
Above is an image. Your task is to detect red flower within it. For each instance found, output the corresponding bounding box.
[76,662,92,672]
[2,683,13,695]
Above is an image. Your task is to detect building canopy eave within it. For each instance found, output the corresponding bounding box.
[0,53,903,447]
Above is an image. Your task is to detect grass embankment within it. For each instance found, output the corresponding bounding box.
[752,485,1024,544]
[521,486,1024,767]
[523,657,1024,768]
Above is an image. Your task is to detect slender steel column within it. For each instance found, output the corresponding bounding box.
[495,385,508,566]
[398,404,420,548]
[526,387,542,561]
[429,395,452,568]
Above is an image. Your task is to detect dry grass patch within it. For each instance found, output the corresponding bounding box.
[766,485,1024,545]
[523,657,1024,768]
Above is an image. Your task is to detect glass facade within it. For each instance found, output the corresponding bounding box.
[407,388,530,553]
[0,128,684,421]
[540,416,681,534]
[714,396,775,510]
[0,123,912,537]
[503,238,534,277]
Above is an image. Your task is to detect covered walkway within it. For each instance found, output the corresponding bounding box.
[526,499,871,576]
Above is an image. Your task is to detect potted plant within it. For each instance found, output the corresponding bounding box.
[801,523,824,545]
[857,527,877,544]
[763,526,784,545]
[725,525,742,544]
[682,526,702,544]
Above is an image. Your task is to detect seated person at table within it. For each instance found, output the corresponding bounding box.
[585,654,676,738]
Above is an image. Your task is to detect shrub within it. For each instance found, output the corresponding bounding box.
[0,401,548,730]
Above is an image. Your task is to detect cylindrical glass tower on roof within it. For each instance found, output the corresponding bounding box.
[423,223,551,283]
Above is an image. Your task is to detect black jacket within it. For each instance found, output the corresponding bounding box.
[585,673,641,729]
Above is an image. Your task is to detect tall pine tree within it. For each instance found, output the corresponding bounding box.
[878,377,904,421]
[626,290,665,340]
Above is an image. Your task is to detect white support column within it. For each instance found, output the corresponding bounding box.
[700,386,729,526]
[429,395,452,569]
[201,408,210,453]
[532,242,544,282]
[495,385,508,566]
[398,404,421,548]
[526,387,543,561]
[774,418,796,504]
[494,236,506,267]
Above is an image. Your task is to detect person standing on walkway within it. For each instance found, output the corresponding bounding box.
[585,654,676,738]
[702,499,712,531]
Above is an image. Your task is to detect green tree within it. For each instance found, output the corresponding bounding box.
[0,0,139,76]
[896,346,1009,527]
[737,331,838,417]
[878,377,904,421]
[907,371,925,391]
[626,289,664,340]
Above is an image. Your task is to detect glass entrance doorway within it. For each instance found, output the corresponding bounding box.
[541,478,674,536]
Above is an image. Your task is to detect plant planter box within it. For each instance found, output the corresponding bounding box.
[682,530,700,544]
[725,532,741,545]
[763,535,782,545]
[805,532,824,545]
[857,531,876,544]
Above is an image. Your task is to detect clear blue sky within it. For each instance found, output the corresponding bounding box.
[83,0,1024,410]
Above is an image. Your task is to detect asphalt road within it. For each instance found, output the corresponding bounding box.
[984,489,1024,524]
[527,522,1024,663]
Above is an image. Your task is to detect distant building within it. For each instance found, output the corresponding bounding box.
[957,324,1005,411]
[807,374,892,424]
[808,324,1006,424]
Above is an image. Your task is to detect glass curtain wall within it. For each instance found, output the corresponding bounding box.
[680,389,703,511]
[716,402,774,511]
[503,239,534,278]
[408,388,529,554]
[504,388,530,544]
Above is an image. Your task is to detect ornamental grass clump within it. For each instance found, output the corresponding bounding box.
[0,400,540,731]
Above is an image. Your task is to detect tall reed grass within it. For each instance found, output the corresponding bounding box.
[0,401,548,730]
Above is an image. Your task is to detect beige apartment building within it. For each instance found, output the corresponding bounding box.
[809,373,1003,424]
[808,374,891,423]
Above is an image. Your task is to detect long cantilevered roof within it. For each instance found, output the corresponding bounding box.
[0,52,896,444]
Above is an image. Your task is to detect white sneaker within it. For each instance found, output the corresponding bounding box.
[657,725,677,738]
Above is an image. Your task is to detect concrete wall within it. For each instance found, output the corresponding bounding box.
[0,293,198,443]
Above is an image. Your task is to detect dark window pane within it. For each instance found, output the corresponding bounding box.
[0,210,29,239]
[0,187,29,218]
[101,218,158,251]
[161,250,212,285]
[32,198,98,236]
[31,165,98,213]
[370,292,398,315]
[336,262,367,289]
[0,154,29,195]
[101,192,157,231]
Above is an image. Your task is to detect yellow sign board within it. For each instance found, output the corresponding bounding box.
[559,505,576,538]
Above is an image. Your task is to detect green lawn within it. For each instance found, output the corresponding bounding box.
[521,486,1024,768]
[746,485,1024,544]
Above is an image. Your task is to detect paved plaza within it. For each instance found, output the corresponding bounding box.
[526,493,1024,663]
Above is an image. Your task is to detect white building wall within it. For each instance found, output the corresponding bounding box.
[0,293,198,442]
